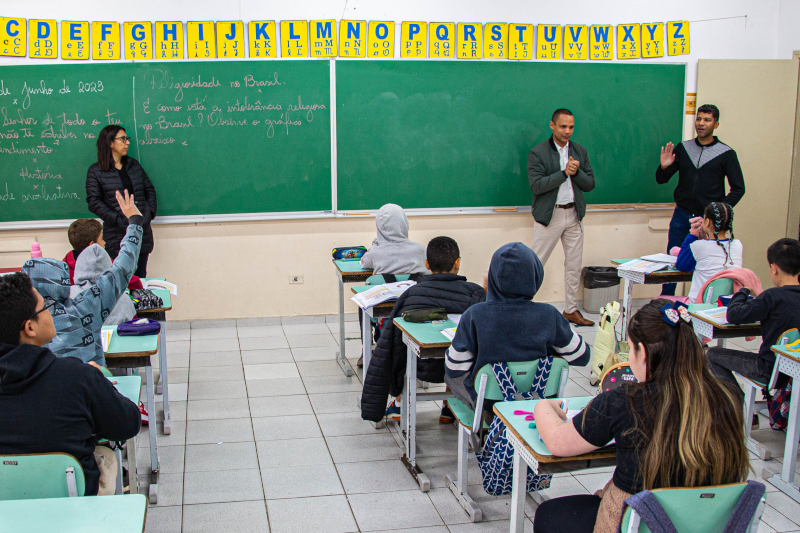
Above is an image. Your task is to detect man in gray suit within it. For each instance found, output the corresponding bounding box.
[527,109,596,326]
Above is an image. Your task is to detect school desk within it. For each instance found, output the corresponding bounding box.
[103,325,162,504]
[133,287,174,436]
[687,303,762,348]
[333,259,373,377]
[763,344,800,504]
[612,259,693,339]
[351,285,396,374]
[394,317,456,491]
[0,493,148,533]
[494,397,617,533]
[107,376,142,496]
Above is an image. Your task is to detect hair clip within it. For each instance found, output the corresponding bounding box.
[660,302,692,327]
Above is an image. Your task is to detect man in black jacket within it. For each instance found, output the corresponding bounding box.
[0,272,141,496]
[657,104,745,295]
[361,237,486,423]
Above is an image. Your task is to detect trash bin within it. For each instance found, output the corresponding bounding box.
[582,267,621,313]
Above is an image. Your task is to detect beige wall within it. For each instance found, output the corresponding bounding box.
[697,59,800,283]
[0,210,674,321]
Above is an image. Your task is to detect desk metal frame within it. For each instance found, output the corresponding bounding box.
[105,344,160,504]
[334,262,371,377]
[763,347,800,504]
[138,302,173,436]
[617,267,693,340]
[399,330,452,492]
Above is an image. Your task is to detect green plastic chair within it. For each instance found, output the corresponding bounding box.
[741,328,800,460]
[0,453,86,500]
[446,358,569,522]
[619,482,766,533]
[702,278,734,304]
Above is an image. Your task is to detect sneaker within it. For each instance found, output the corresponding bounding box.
[752,413,760,430]
[139,402,149,426]
[384,400,401,422]
[357,356,363,368]
[439,401,455,424]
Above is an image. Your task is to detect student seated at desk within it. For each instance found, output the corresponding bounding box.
[532,300,749,533]
[21,191,143,368]
[359,203,427,276]
[675,202,742,302]
[707,238,800,391]
[445,242,590,409]
[0,272,141,496]
[361,236,485,423]
[70,244,136,326]
[63,218,143,290]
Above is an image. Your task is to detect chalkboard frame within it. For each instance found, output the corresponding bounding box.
[0,58,686,229]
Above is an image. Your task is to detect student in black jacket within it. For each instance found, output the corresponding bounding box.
[656,104,745,296]
[0,272,141,496]
[361,237,486,423]
[707,238,800,390]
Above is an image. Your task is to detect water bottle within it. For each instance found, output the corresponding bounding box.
[30,242,42,258]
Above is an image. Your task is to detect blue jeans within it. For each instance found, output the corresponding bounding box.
[661,206,694,296]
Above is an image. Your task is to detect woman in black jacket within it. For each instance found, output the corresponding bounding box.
[86,125,157,276]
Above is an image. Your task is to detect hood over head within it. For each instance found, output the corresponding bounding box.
[375,204,410,244]
[74,244,112,286]
[0,343,55,395]
[21,258,72,302]
[486,242,544,303]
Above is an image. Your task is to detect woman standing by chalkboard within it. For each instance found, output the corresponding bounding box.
[86,125,157,276]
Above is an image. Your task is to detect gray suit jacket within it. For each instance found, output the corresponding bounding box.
[527,138,595,226]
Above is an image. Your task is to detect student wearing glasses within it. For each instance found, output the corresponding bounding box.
[86,125,158,277]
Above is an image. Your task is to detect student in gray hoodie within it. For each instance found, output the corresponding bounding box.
[21,191,143,368]
[70,244,137,326]
[360,204,428,275]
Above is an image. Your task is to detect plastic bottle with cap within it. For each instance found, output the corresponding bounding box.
[31,242,42,259]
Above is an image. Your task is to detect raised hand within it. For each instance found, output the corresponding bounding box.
[689,216,705,239]
[115,190,142,219]
[660,142,676,169]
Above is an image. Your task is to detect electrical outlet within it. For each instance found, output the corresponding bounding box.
[290,275,304,284]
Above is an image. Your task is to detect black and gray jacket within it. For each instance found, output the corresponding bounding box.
[86,157,157,257]
[656,137,745,216]
[360,273,486,422]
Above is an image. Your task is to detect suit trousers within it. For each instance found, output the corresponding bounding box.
[531,207,584,314]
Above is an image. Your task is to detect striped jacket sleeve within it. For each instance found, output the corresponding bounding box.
[445,345,475,378]
[550,314,591,366]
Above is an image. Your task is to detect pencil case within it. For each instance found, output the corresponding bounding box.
[117,318,161,336]
[332,246,367,261]
[401,308,447,323]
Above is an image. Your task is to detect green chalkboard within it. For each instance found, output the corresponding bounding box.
[132,60,331,216]
[0,63,135,222]
[0,60,331,223]
[336,61,685,210]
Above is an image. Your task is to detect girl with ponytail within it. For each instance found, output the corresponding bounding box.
[532,300,750,533]
[675,201,743,302]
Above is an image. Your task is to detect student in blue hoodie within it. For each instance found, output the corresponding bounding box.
[445,242,591,407]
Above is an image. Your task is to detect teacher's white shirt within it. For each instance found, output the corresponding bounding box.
[555,141,575,206]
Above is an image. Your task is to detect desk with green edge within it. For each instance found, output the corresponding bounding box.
[133,286,174,436]
[0,493,148,533]
[103,325,162,504]
[762,344,800,503]
[333,259,373,377]
[494,397,617,533]
[687,303,761,347]
[394,317,456,491]
[351,285,395,374]
[612,258,693,339]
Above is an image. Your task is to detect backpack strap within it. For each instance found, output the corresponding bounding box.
[491,359,551,402]
[383,274,398,283]
[722,481,766,533]
[617,491,679,533]
[491,363,522,402]
[530,357,553,399]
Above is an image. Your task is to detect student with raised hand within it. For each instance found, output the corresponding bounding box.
[532,300,749,533]
[657,104,745,296]
[675,201,743,302]
[63,218,143,290]
[22,190,144,368]
[707,238,800,391]
[0,272,141,496]
[445,242,590,409]
[361,236,485,423]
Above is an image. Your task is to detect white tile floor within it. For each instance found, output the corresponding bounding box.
[137,308,800,533]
